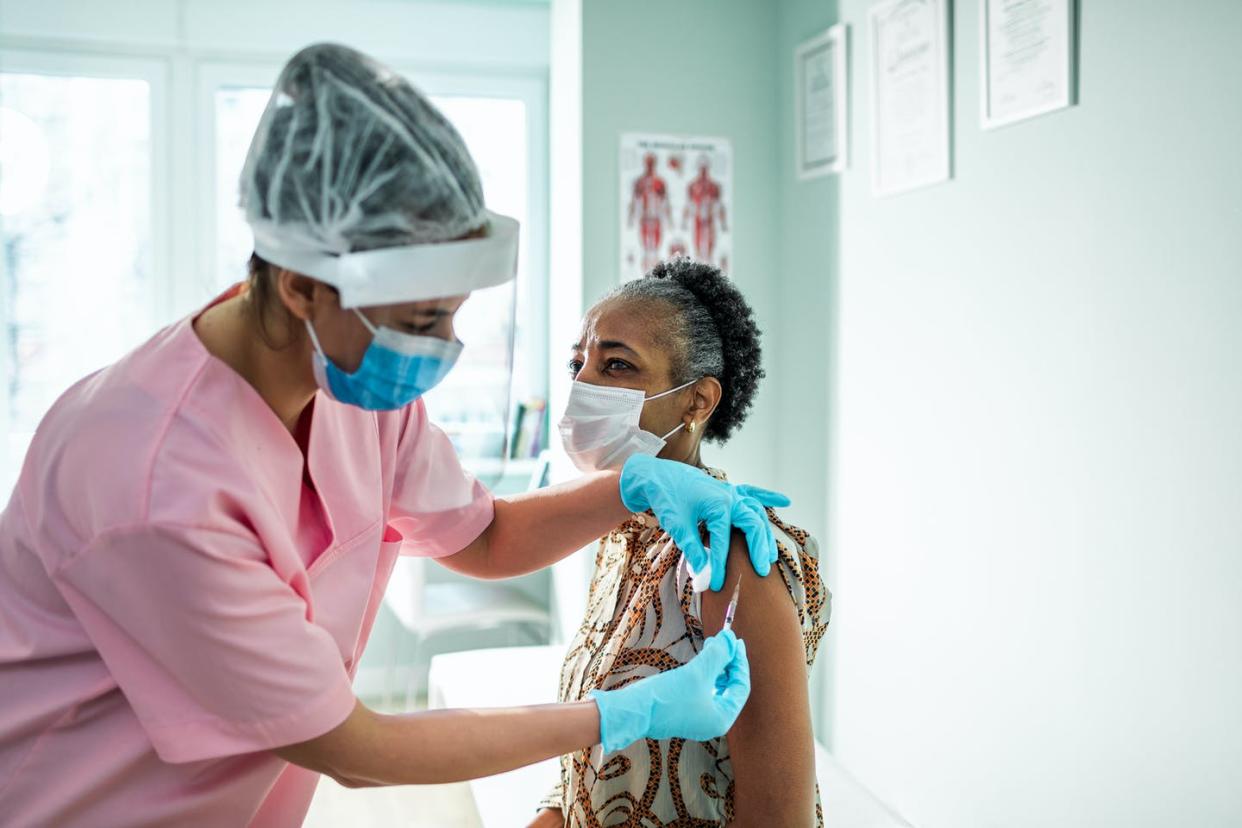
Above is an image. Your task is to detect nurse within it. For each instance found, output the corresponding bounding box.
[0,44,786,826]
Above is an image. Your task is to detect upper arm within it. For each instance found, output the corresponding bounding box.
[700,531,817,826]
[385,402,495,560]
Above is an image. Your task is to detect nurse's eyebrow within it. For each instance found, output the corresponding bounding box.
[409,308,452,319]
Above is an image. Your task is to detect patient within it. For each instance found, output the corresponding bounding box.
[529,258,830,828]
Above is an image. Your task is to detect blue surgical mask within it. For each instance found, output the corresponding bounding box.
[305,309,462,411]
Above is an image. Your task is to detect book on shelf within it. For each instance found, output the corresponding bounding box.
[510,397,547,459]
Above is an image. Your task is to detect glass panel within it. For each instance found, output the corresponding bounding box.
[418,97,533,463]
[213,86,272,288]
[212,86,536,468]
[0,73,153,457]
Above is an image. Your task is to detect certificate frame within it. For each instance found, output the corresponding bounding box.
[980,0,1078,130]
[869,0,952,197]
[794,23,849,180]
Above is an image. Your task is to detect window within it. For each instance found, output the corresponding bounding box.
[213,87,272,288]
[1,68,157,490]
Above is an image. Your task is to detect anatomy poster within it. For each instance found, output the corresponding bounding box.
[619,133,733,282]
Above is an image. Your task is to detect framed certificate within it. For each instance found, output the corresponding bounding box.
[869,0,952,196]
[794,24,849,179]
[981,0,1077,129]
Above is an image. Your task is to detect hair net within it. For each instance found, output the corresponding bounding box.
[240,43,518,307]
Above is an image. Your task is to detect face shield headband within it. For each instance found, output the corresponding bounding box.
[250,210,520,309]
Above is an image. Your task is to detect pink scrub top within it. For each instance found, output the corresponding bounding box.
[0,288,495,827]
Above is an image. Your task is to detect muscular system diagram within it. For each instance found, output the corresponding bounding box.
[619,134,732,281]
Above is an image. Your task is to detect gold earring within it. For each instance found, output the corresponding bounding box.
[687,421,697,434]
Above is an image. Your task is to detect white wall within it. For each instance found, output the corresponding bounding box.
[774,0,843,739]
[824,0,1242,825]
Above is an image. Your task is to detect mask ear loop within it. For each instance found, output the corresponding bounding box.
[644,377,699,402]
[646,378,699,441]
[659,421,686,441]
[307,310,377,358]
[353,308,379,336]
[304,318,327,358]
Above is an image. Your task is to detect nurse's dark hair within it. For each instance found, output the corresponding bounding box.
[607,257,763,443]
[245,253,297,349]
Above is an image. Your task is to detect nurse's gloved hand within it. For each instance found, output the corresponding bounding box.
[619,454,790,591]
[589,630,750,752]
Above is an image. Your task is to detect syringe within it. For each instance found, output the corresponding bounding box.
[722,580,741,632]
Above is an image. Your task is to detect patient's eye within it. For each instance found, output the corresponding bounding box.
[605,359,632,372]
[567,358,583,376]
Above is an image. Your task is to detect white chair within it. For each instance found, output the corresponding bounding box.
[381,455,554,708]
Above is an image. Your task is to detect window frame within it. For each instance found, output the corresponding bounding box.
[0,27,550,494]
[0,49,170,491]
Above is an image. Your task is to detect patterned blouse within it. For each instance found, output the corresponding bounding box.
[539,468,830,827]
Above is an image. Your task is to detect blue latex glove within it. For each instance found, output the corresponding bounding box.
[619,453,791,591]
[589,630,750,752]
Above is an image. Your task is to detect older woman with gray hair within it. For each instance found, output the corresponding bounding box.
[534,258,831,828]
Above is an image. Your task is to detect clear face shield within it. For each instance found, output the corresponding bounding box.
[420,276,518,489]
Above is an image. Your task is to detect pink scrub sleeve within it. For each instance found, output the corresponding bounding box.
[384,400,495,559]
[50,523,357,764]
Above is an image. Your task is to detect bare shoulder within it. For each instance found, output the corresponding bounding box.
[700,528,801,640]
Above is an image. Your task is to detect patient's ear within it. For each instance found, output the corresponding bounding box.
[687,376,723,428]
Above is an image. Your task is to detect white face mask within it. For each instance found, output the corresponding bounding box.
[557,378,699,473]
